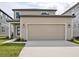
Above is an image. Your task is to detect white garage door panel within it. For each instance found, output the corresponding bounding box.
[28,24,65,40]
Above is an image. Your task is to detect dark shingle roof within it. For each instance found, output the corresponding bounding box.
[20,15,75,18]
[12,9,57,11]
[6,20,20,22]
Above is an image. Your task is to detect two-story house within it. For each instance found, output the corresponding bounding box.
[0,9,13,37]
[62,2,79,37]
[8,9,75,41]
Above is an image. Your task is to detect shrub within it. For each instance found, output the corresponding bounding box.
[70,36,79,42]
[16,37,20,41]
[74,36,79,39]
[11,33,13,39]
[5,36,9,39]
[16,37,27,42]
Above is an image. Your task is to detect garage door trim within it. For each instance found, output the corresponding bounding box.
[26,23,67,41]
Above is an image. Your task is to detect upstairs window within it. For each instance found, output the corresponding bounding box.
[1,16,2,19]
[0,23,1,26]
[0,12,3,19]
[0,16,2,19]
[2,27,5,32]
[72,13,75,16]
[78,24,79,28]
[41,12,49,15]
[16,12,20,18]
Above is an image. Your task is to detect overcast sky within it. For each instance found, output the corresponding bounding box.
[0,2,77,18]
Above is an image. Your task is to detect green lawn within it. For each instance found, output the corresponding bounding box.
[0,37,25,57]
[69,38,79,44]
[0,37,8,44]
[73,39,79,44]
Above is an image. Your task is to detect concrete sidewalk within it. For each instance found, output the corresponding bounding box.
[2,38,16,44]
[19,47,79,57]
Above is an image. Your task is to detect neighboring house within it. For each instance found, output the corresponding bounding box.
[0,9,13,37]
[7,9,75,41]
[62,2,79,37]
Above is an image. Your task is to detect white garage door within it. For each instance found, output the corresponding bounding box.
[28,24,65,41]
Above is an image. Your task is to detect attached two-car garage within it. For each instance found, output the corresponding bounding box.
[28,24,65,40]
[20,15,74,41]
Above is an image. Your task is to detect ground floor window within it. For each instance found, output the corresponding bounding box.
[17,26,20,35]
[2,27,5,32]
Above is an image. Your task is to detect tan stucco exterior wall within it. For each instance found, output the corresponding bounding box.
[20,11,56,15]
[14,10,56,19]
[20,17,73,40]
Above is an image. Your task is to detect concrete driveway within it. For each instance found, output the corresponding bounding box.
[19,40,79,57]
[25,40,79,47]
[19,47,79,57]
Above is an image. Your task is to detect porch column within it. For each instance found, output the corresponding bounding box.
[9,23,11,39]
[13,24,16,38]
